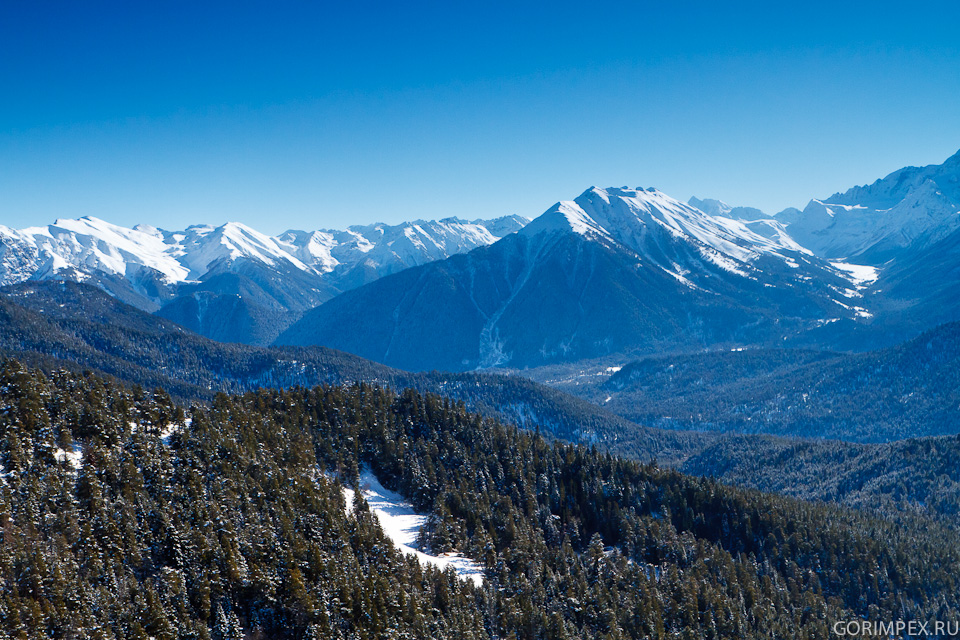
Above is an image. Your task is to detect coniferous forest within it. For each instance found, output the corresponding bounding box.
[2,360,959,639]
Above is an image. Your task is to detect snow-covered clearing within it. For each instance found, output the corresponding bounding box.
[340,468,484,586]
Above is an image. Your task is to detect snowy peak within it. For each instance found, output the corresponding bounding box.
[172,221,310,279]
[0,213,529,305]
[520,200,612,240]
[514,185,863,297]
[688,196,733,217]
[2,216,189,284]
[783,148,960,261]
[828,148,960,210]
[531,186,808,265]
[476,214,530,238]
[280,215,529,282]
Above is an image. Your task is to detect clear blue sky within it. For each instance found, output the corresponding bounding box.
[2,0,959,234]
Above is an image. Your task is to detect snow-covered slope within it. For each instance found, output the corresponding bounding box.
[339,468,484,585]
[0,217,189,286]
[278,215,528,287]
[168,222,312,280]
[687,196,769,222]
[780,149,960,262]
[0,213,528,345]
[0,215,528,305]
[522,186,857,288]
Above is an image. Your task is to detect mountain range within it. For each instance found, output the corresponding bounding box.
[4,119,960,638]
[0,214,528,344]
[279,149,960,369]
[2,149,959,370]
[276,186,870,370]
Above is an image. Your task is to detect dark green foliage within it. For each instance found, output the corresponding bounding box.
[2,360,959,638]
[8,279,960,537]
[591,322,960,442]
[681,433,960,528]
[0,362,487,639]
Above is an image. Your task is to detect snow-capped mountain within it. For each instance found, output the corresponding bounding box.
[0,214,528,344]
[0,217,190,288]
[547,187,817,274]
[276,216,528,289]
[779,149,960,263]
[6,149,960,358]
[278,186,865,371]
[729,148,960,350]
[0,215,527,290]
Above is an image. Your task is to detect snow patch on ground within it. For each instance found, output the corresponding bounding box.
[339,468,484,586]
[161,419,188,444]
[54,444,82,470]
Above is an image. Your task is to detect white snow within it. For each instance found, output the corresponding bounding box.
[340,468,485,586]
[829,262,880,287]
[783,153,960,260]
[523,186,816,281]
[54,445,82,470]
[0,215,527,299]
[39,217,189,283]
[520,201,613,240]
[662,266,699,289]
[160,419,188,444]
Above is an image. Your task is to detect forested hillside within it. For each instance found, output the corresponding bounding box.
[1,281,701,462]
[681,434,960,527]
[9,280,960,527]
[2,361,960,638]
[589,322,960,442]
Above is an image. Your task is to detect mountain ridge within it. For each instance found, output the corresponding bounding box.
[0,213,528,344]
[778,148,960,262]
[5,148,960,354]
[0,279,700,461]
[278,186,870,370]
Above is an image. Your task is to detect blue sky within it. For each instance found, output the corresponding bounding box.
[2,1,959,234]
